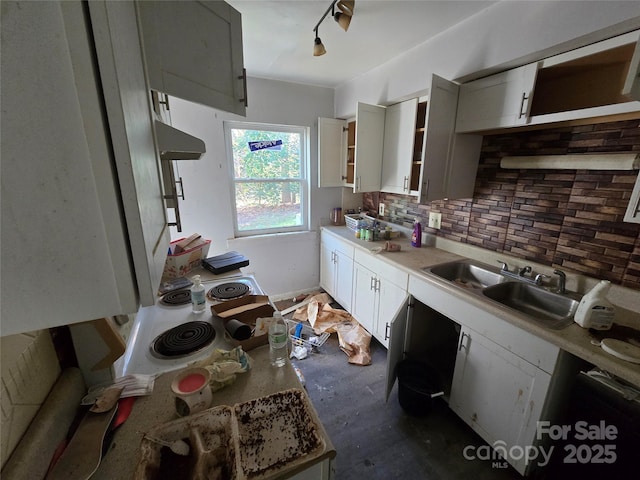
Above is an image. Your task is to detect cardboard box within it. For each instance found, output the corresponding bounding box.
[211,295,275,351]
[163,238,211,278]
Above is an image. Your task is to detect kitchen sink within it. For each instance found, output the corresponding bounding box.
[425,259,580,329]
[482,282,579,330]
[425,259,507,289]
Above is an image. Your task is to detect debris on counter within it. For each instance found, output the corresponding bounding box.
[189,346,252,392]
[81,374,156,405]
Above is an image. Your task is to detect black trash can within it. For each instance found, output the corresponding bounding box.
[397,360,442,416]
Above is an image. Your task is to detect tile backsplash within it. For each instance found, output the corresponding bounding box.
[365,119,640,290]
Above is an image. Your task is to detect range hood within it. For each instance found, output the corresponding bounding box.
[500,153,640,170]
[154,120,205,160]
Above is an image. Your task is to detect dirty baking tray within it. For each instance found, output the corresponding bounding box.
[134,389,325,480]
[234,389,325,478]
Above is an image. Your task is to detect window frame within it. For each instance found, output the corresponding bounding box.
[224,121,310,237]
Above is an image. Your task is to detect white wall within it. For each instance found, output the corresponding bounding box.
[168,77,341,298]
[335,0,640,118]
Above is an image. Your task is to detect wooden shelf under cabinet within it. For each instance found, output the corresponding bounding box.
[530,43,635,116]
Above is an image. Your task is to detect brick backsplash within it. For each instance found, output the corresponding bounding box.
[364,120,640,290]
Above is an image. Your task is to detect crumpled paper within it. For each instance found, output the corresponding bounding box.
[189,346,252,391]
[293,294,372,366]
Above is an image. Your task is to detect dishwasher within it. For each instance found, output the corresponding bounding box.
[546,368,640,477]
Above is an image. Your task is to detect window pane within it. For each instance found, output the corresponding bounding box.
[235,181,302,231]
[231,129,301,179]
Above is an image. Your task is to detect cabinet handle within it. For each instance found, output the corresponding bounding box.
[238,68,248,107]
[159,93,170,110]
[376,278,381,292]
[403,176,409,192]
[519,92,529,118]
[458,332,470,351]
[370,276,376,291]
[384,323,390,340]
[176,176,185,200]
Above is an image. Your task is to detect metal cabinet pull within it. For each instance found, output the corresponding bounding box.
[370,276,376,291]
[458,332,470,351]
[238,68,248,107]
[403,176,409,192]
[159,93,170,109]
[176,176,185,200]
[519,92,530,118]
[384,323,390,340]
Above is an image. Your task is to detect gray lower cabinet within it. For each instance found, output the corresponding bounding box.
[387,275,563,476]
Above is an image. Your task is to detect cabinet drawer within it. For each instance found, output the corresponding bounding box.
[321,230,354,259]
[354,250,408,289]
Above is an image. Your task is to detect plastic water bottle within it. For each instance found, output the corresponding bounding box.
[269,311,288,367]
[191,275,206,313]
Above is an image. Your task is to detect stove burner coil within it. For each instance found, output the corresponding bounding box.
[160,289,192,306]
[207,282,251,301]
[151,321,216,358]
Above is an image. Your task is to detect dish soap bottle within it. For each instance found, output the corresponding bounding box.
[411,218,422,248]
[574,280,615,330]
[191,275,206,314]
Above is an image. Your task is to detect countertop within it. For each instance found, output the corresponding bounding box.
[93,346,335,479]
[322,225,640,388]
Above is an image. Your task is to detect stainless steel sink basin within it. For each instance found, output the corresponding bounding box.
[426,260,507,289]
[482,282,579,329]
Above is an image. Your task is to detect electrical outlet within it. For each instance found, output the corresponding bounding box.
[428,212,442,229]
[379,203,385,216]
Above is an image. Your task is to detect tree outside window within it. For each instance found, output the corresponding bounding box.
[225,122,309,236]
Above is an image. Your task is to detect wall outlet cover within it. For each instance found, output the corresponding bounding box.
[379,203,385,216]
[428,212,442,229]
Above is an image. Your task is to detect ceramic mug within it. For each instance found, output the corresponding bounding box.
[171,367,212,417]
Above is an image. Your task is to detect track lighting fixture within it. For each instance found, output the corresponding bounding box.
[313,28,326,56]
[312,0,355,56]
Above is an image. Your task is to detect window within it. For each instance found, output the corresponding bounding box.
[224,122,309,236]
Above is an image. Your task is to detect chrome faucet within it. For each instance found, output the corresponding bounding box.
[497,260,547,286]
[518,265,532,276]
[553,269,566,294]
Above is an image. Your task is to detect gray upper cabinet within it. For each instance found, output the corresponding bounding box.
[455,64,538,133]
[456,30,640,133]
[318,102,385,192]
[380,99,418,195]
[1,0,168,336]
[138,0,247,116]
[382,75,482,202]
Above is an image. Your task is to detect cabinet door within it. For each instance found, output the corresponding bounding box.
[353,102,386,192]
[333,251,354,312]
[318,117,347,187]
[624,173,640,223]
[449,326,551,475]
[385,295,411,401]
[623,33,640,100]
[375,277,408,349]
[137,0,246,116]
[1,0,143,336]
[419,75,460,202]
[380,99,417,194]
[90,1,170,307]
[319,242,336,296]
[455,63,539,133]
[351,263,377,334]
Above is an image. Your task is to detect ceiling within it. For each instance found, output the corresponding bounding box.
[227,0,497,88]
